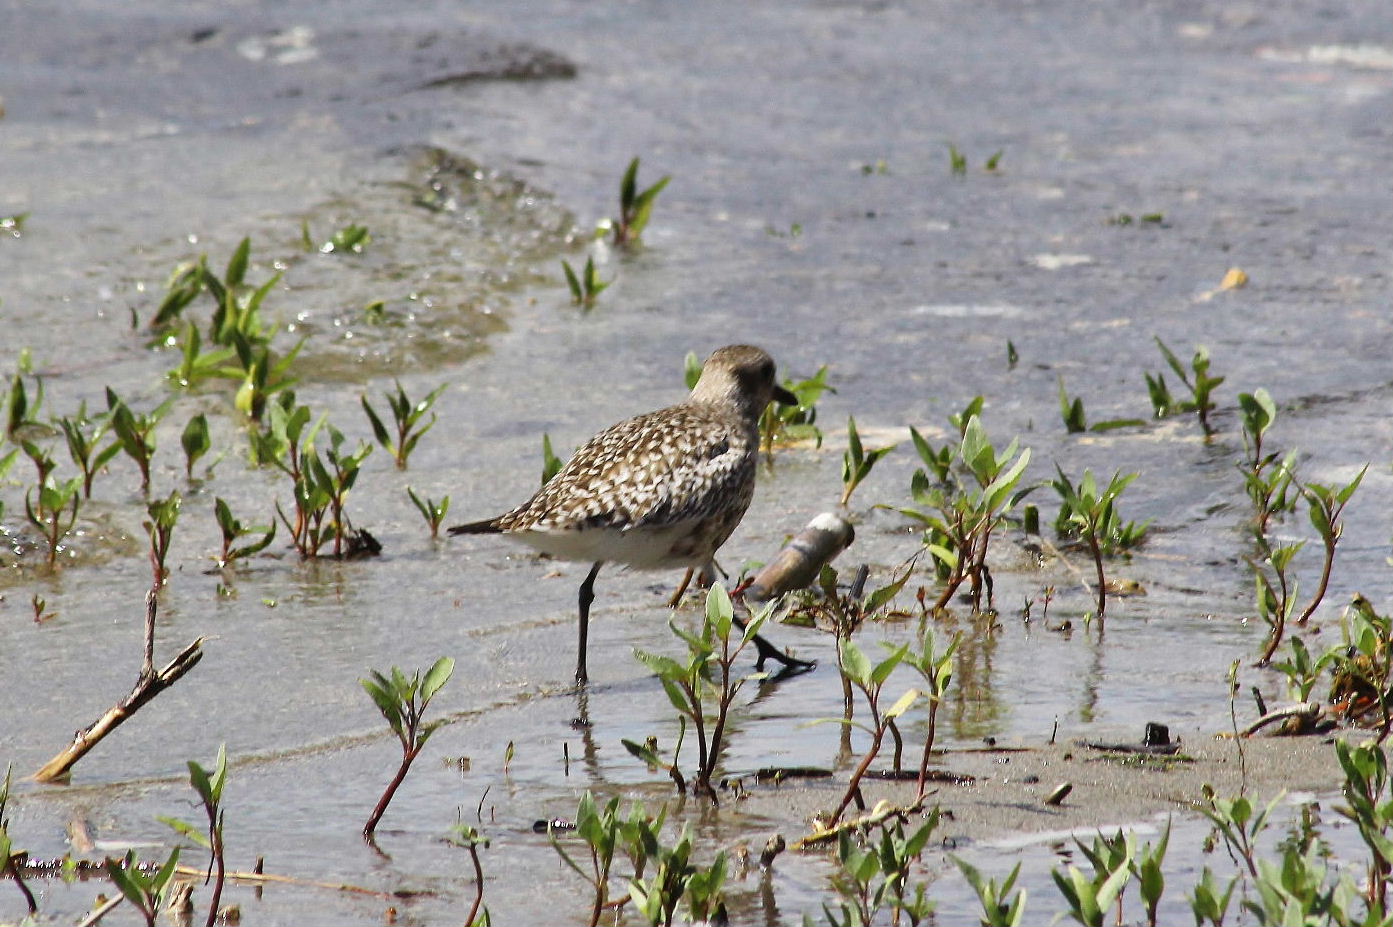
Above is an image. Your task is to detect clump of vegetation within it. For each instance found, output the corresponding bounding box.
[1145,337,1224,435]
[611,157,670,248]
[840,415,895,506]
[406,487,451,539]
[361,379,446,469]
[628,585,773,800]
[158,745,229,927]
[562,256,610,308]
[893,405,1032,612]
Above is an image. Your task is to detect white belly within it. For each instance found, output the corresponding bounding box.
[504,522,713,570]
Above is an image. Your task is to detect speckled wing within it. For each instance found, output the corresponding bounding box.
[498,404,756,533]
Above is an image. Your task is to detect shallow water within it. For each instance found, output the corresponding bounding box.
[3,0,1393,922]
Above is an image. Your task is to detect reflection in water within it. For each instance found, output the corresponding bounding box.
[571,688,601,781]
[1079,625,1105,724]
[944,610,1007,741]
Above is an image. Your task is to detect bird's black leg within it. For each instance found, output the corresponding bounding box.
[576,561,603,685]
[732,615,815,676]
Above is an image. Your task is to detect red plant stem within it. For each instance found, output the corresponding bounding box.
[464,842,485,926]
[364,741,424,836]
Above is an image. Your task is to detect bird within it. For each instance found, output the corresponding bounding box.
[450,344,805,684]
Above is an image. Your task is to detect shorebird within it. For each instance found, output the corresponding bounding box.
[450,344,804,684]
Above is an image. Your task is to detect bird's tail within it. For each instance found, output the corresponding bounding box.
[447,517,505,536]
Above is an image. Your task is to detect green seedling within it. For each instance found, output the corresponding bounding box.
[630,585,771,800]
[893,414,1032,611]
[248,392,319,473]
[22,443,81,568]
[1237,388,1276,469]
[362,300,387,324]
[801,564,909,720]
[4,370,44,441]
[1,212,29,237]
[167,320,235,389]
[562,256,610,308]
[58,408,120,498]
[284,425,373,559]
[1242,448,1299,537]
[106,388,174,496]
[1252,466,1363,664]
[825,817,939,927]
[906,628,959,799]
[1237,389,1300,533]
[1272,635,1339,705]
[205,239,279,347]
[612,156,670,248]
[1057,377,1145,434]
[1130,821,1170,927]
[213,497,276,569]
[361,656,455,836]
[954,857,1026,927]
[181,414,211,479]
[1059,378,1087,433]
[948,396,985,435]
[1146,338,1224,434]
[908,426,953,484]
[1242,841,1357,926]
[1006,340,1019,370]
[840,415,896,506]
[1200,784,1281,878]
[361,380,446,469]
[1050,467,1147,620]
[150,258,209,331]
[104,847,182,927]
[758,365,832,457]
[1051,830,1133,927]
[1294,467,1365,625]
[627,820,728,927]
[145,490,181,588]
[821,639,915,824]
[230,334,304,422]
[449,824,491,927]
[985,150,1004,171]
[1187,867,1238,927]
[0,765,37,916]
[158,745,228,927]
[551,793,654,927]
[1333,739,1393,911]
[1251,538,1303,666]
[541,432,565,485]
[315,222,371,254]
[406,487,451,539]
[948,143,967,175]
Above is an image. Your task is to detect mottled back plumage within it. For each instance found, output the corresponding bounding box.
[452,345,784,570]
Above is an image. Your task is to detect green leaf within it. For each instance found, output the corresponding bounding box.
[421,656,455,702]
[840,639,872,687]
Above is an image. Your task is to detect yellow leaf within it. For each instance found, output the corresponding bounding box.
[1220,267,1248,290]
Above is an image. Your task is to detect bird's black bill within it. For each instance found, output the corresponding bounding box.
[773,384,799,405]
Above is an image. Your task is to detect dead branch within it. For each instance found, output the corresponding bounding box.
[33,622,204,783]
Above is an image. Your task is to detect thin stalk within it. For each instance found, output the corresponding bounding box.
[364,741,424,836]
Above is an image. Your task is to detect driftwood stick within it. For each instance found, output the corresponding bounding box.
[792,795,930,850]
[75,892,123,927]
[33,636,205,783]
[1239,701,1323,737]
[141,588,156,680]
[172,865,394,898]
